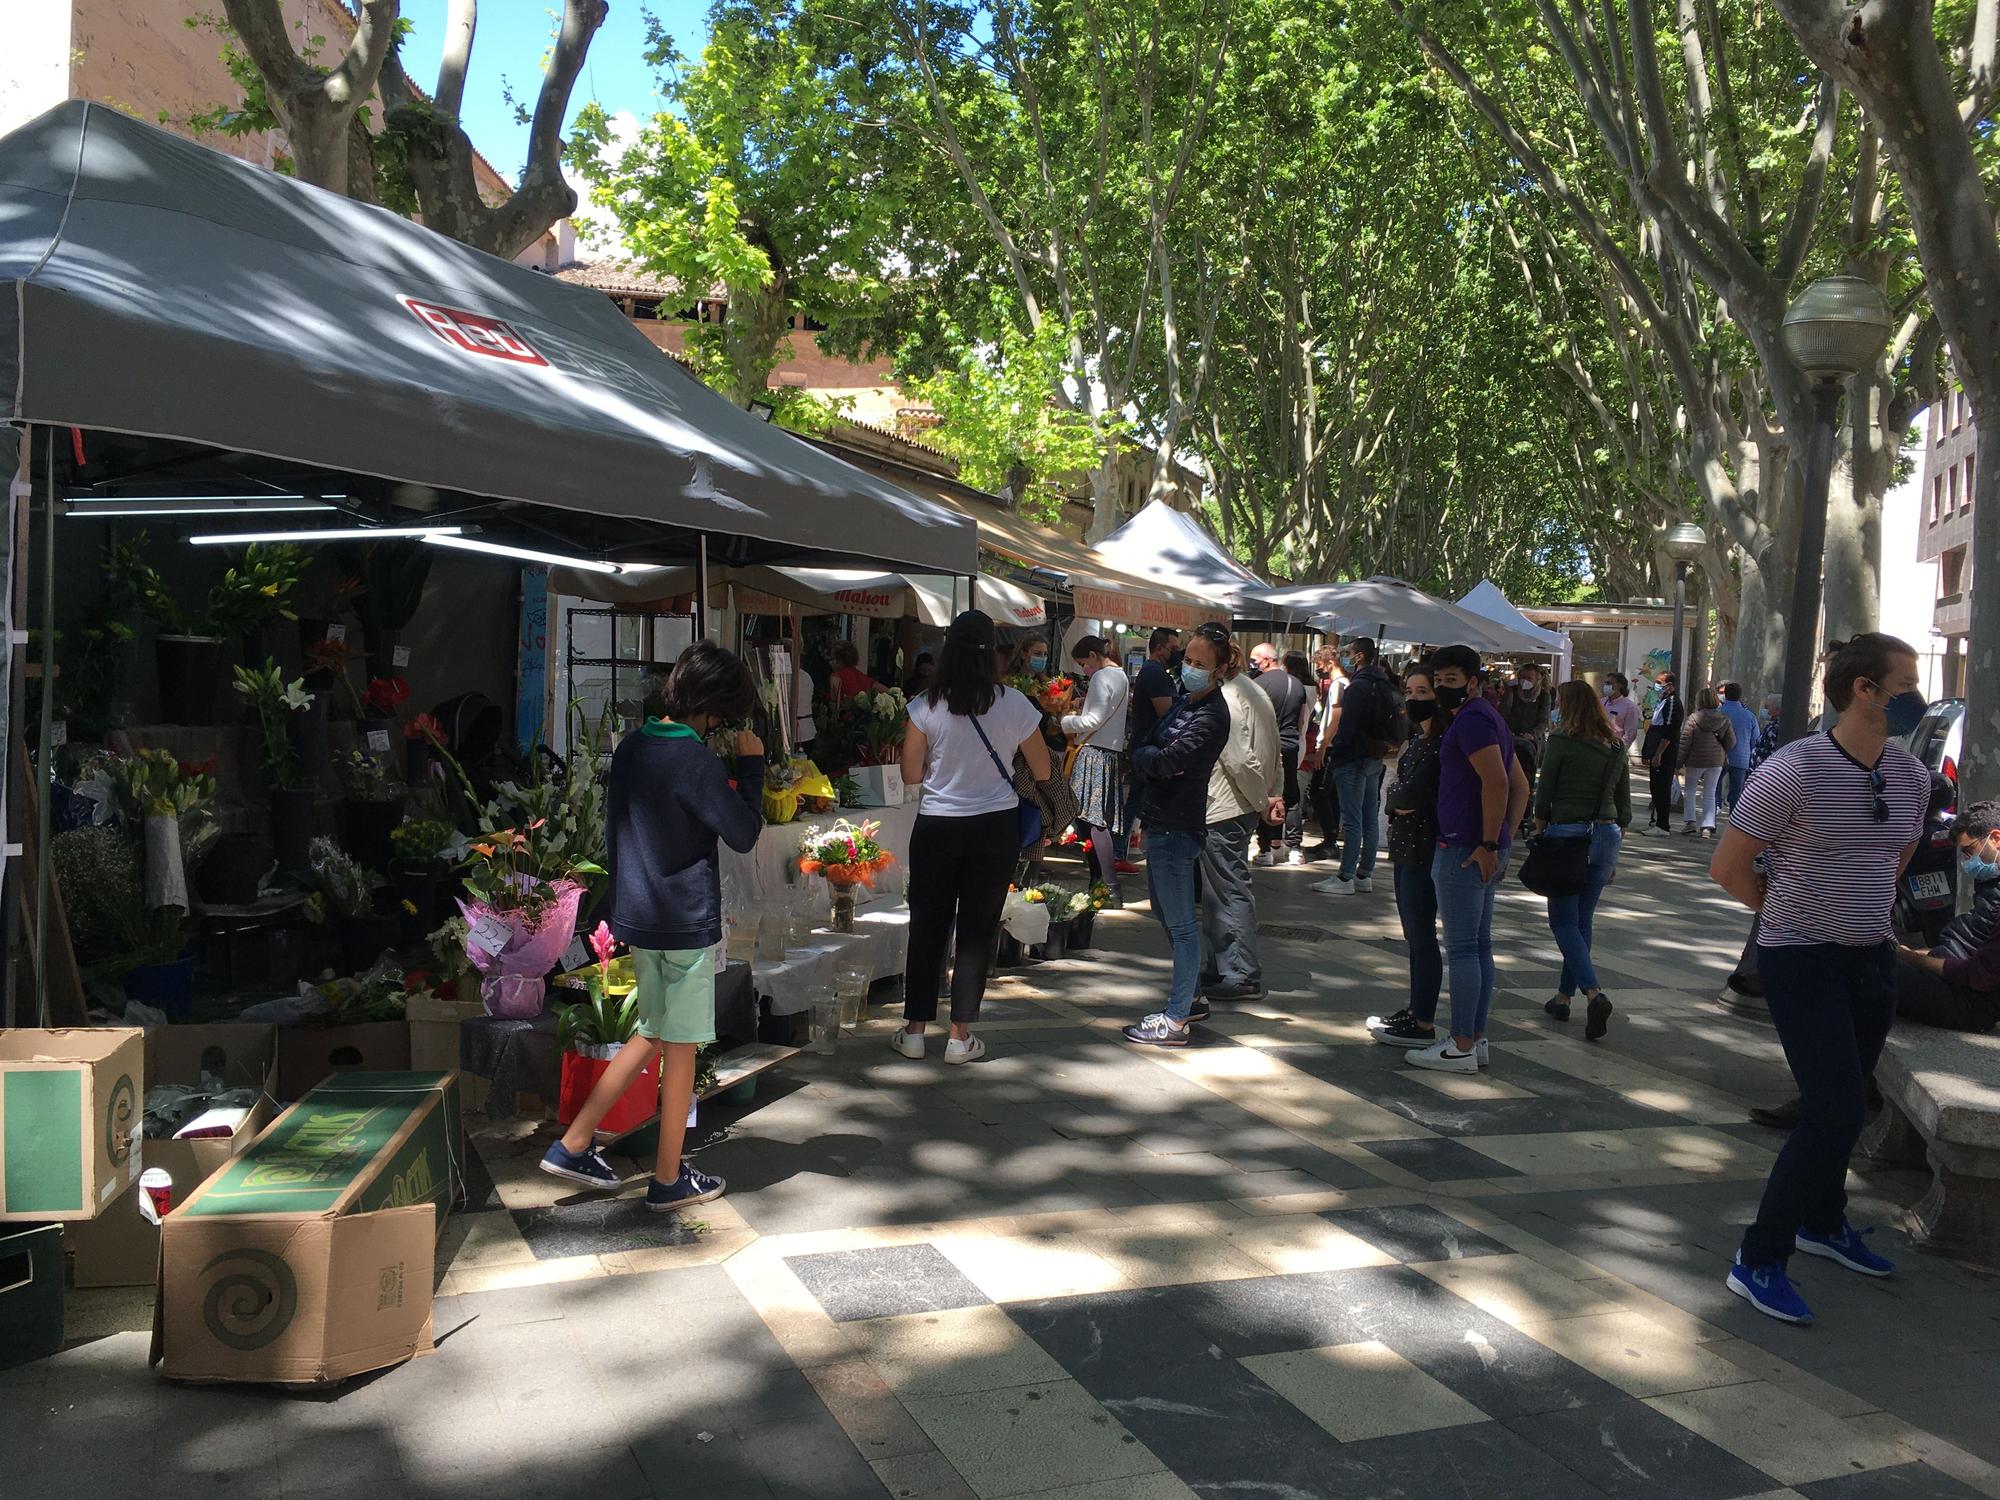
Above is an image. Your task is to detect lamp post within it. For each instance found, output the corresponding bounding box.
[1662,521,1707,698]
[1776,275,1893,745]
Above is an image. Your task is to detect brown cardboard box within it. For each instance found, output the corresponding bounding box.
[153,1070,461,1385]
[406,994,488,1113]
[66,1024,278,1287]
[276,1020,412,1101]
[0,1029,144,1221]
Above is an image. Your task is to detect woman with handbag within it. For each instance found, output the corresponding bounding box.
[1531,680,1633,1040]
[1122,620,1235,1048]
[896,610,1056,1064]
[1061,635,1131,906]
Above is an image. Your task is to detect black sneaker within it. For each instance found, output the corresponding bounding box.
[1585,993,1613,1041]
[1123,1013,1191,1047]
[1203,984,1265,1003]
[1187,999,1212,1023]
[1544,996,1572,1022]
[1369,1014,1438,1048]
[647,1165,726,1211]
[540,1140,622,1189]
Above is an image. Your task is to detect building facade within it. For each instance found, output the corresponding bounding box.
[1918,387,1975,697]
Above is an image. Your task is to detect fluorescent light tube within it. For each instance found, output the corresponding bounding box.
[422,533,659,575]
[187,525,461,546]
[68,493,349,506]
[68,500,338,518]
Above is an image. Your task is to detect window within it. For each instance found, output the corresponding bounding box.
[1966,453,1976,511]
[1934,476,1946,523]
[1955,391,1967,431]
[1942,547,1966,596]
[1950,464,1961,514]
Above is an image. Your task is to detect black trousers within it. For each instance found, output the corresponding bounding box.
[1897,965,2000,1032]
[904,809,1019,1025]
[1308,764,1340,846]
[1647,746,1679,830]
[1258,746,1304,851]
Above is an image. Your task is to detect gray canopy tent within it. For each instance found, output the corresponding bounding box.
[0,101,982,1023]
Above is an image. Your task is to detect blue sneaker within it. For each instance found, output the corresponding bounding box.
[1727,1256,1815,1324]
[647,1165,726,1212]
[1796,1220,1895,1278]
[539,1140,622,1189]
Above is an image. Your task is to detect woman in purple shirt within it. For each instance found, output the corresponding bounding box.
[1408,645,1532,1075]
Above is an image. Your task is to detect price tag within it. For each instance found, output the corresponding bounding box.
[367,729,392,753]
[561,937,589,971]
[48,720,67,748]
[324,623,346,644]
[392,645,411,667]
[467,913,512,957]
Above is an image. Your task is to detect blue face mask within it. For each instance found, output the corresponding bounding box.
[1963,845,2000,882]
[1180,664,1212,695]
[1028,656,1048,674]
[1870,683,1927,737]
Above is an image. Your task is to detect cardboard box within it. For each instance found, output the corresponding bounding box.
[276,1020,412,1101]
[846,764,905,807]
[153,1070,462,1385]
[0,1029,144,1221]
[407,994,488,1114]
[67,1023,278,1287]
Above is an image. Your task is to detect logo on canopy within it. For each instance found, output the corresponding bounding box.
[399,297,549,367]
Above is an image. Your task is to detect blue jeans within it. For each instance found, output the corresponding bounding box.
[1332,760,1385,879]
[1433,843,1508,1039]
[1724,763,1749,812]
[1394,861,1442,1023]
[1146,829,1204,1022]
[1740,941,1896,1268]
[1543,822,1622,996]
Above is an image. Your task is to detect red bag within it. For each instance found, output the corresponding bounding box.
[557,1048,660,1134]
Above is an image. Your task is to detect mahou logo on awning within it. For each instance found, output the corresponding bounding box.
[399,296,549,367]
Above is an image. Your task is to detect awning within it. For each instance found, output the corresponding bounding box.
[1265,576,1556,655]
[548,564,1044,627]
[0,102,977,575]
[1093,499,1300,624]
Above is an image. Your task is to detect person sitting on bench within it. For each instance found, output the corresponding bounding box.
[1893,798,2000,1034]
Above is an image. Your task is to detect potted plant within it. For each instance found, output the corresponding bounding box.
[307,836,396,971]
[797,819,895,932]
[234,659,316,879]
[554,922,661,1134]
[389,818,457,946]
[113,540,308,722]
[481,716,610,919]
[457,821,598,1018]
[50,823,195,1015]
[333,539,434,680]
[334,749,402,868]
[405,710,447,789]
[100,748,219,917]
[361,674,411,747]
[1028,884,1079,962]
[1069,884,1110,952]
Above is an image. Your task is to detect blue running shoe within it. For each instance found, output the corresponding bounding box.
[1796,1220,1895,1278]
[1727,1256,1815,1324]
[647,1165,726,1212]
[539,1140,622,1189]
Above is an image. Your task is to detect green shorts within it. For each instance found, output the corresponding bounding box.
[631,946,717,1046]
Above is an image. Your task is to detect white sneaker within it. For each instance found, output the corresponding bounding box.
[1355,876,1374,893]
[1406,1039,1479,1074]
[944,1035,986,1065]
[1287,848,1310,867]
[1311,874,1356,895]
[1476,1038,1491,1069]
[891,1030,925,1059]
[1257,848,1284,867]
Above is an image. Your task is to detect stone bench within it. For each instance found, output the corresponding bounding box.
[1863,1025,2000,1271]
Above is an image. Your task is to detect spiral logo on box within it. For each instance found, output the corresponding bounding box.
[105,1075,136,1167]
[200,1249,299,1351]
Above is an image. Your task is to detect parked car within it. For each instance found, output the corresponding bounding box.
[1907,697,1966,811]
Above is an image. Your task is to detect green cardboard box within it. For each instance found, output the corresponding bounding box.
[0,1029,144,1222]
[152,1070,462,1385]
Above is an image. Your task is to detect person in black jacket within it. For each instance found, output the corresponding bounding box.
[1640,671,1686,834]
[1312,637,1397,895]
[542,641,765,1211]
[1123,621,1234,1047]
[1367,665,1448,1048]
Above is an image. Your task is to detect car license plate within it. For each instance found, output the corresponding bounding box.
[1908,871,1952,901]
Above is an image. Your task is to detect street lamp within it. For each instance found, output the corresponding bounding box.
[1776,274,1893,745]
[1662,520,1707,697]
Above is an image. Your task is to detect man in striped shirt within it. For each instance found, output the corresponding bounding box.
[1709,634,1932,1325]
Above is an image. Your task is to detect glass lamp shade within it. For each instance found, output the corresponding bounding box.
[1663,522,1708,564]
[1781,275,1893,380]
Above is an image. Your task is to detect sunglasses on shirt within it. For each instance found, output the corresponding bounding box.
[1867,764,1888,822]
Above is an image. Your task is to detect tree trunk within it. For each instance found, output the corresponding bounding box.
[721,271,792,410]
[1732,549,1786,706]
[1824,384,1887,644]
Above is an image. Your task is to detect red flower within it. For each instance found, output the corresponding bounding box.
[406,712,447,746]
[363,676,411,715]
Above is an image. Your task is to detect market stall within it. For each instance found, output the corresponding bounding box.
[1262,575,1557,655]
[1093,499,1306,628]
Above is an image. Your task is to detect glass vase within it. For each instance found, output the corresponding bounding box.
[830,885,857,933]
[809,997,840,1055]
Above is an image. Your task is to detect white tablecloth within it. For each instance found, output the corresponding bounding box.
[725,799,921,908]
[750,897,910,1016]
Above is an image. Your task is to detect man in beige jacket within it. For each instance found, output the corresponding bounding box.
[1199,650,1285,1005]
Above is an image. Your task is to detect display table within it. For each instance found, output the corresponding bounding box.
[462,959,755,1119]
[726,799,921,907]
[749,898,909,1016]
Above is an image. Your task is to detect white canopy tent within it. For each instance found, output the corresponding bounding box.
[1458,579,1571,680]
[1263,576,1555,655]
[1092,499,1302,625]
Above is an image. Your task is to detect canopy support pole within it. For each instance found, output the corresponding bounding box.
[694,533,710,642]
[32,428,56,1027]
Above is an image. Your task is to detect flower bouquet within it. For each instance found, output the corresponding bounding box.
[1036,675,1079,716]
[855,687,908,766]
[456,819,597,1018]
[797,818,896,932]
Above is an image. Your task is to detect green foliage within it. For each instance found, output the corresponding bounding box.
[232,659,313,792]
[555,985,639,1052]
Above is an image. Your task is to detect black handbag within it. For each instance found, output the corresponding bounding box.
[1518,748,1622,898]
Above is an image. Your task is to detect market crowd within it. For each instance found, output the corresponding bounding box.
[554,614,1996,1337]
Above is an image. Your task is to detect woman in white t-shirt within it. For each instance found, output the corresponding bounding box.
[894,610,1053,1064]
[1061,635,1131,904]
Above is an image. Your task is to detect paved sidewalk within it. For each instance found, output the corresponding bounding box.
[14,834,2000,1499]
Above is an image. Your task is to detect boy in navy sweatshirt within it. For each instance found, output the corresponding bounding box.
[541,641,767,1209]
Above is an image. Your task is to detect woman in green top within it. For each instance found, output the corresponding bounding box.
[1533,680,1634,1040]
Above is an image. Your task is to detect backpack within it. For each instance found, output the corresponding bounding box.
[1363,673,1408,755]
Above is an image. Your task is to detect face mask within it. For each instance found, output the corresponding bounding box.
[1868,683,1927,736]
[1406,699,1438,725]
[1028,656,1048,674]
[1434,683,1469,711]
[1180,664,1213,695]
[1961,847,2000,882]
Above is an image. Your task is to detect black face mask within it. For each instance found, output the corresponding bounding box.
[1406,699,1438,725]
[1433,684,1469,711]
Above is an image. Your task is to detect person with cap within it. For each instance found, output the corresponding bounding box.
[894,610,1054,1065]
[1123,621,1235,1047]
[1061,635,1131,905]
[1248,642,1310,866]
